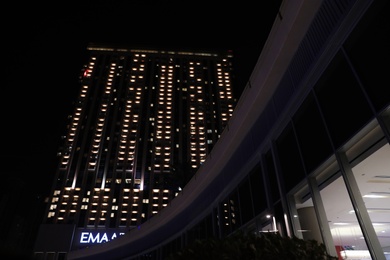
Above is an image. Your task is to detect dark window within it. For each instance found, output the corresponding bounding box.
[314,51,373,149]
[219,198,230,237]
[238,177,254,225]
[275,123,306,192]
[249,163,268,215]
[58,253,67,260]
[212,207,220,238]
[293,92,333,173]
[343,0,390,113]
[203,213,214,239]
[264,151,279,202]
[229,190,241,233]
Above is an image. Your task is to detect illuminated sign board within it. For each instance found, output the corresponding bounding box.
[80,231,125,244]
[72,228,129,249]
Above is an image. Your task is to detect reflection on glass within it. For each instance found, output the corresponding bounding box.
[320,177,367,257]
[352,144,390,257]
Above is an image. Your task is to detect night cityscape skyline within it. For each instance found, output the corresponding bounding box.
[1,1,282,258]
[4,1,388,259]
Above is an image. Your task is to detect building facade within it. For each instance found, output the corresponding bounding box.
[64,0,390,259]
[34,47,236,258]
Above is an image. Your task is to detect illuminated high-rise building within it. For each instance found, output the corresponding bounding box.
[36,0,390,259]
[34,45,236,255]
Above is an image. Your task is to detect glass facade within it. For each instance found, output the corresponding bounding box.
[123,0,390,259]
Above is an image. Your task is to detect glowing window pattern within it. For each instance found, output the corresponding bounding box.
[46,49,235,227]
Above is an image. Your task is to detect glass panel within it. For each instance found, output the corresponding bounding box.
[343,0,389,113]
[276,123,306,192]
[249,163,267,216]
[229,190,240,232]
[296,206,322,242]
[46,253,56,260]
[265,151,280,202]
[33,253,45,260]
[352,144,390,257]
[321,176,366,259]
[314,51,373,149]
[293,92,333,173]
[238,177,254,224]
[58,253,67,260]
[258,217,276,234]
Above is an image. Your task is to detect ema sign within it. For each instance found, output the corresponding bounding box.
[79,231,125,244]
[72,228,129,250]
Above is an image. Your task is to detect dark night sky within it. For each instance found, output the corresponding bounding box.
[3,1,282,198]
